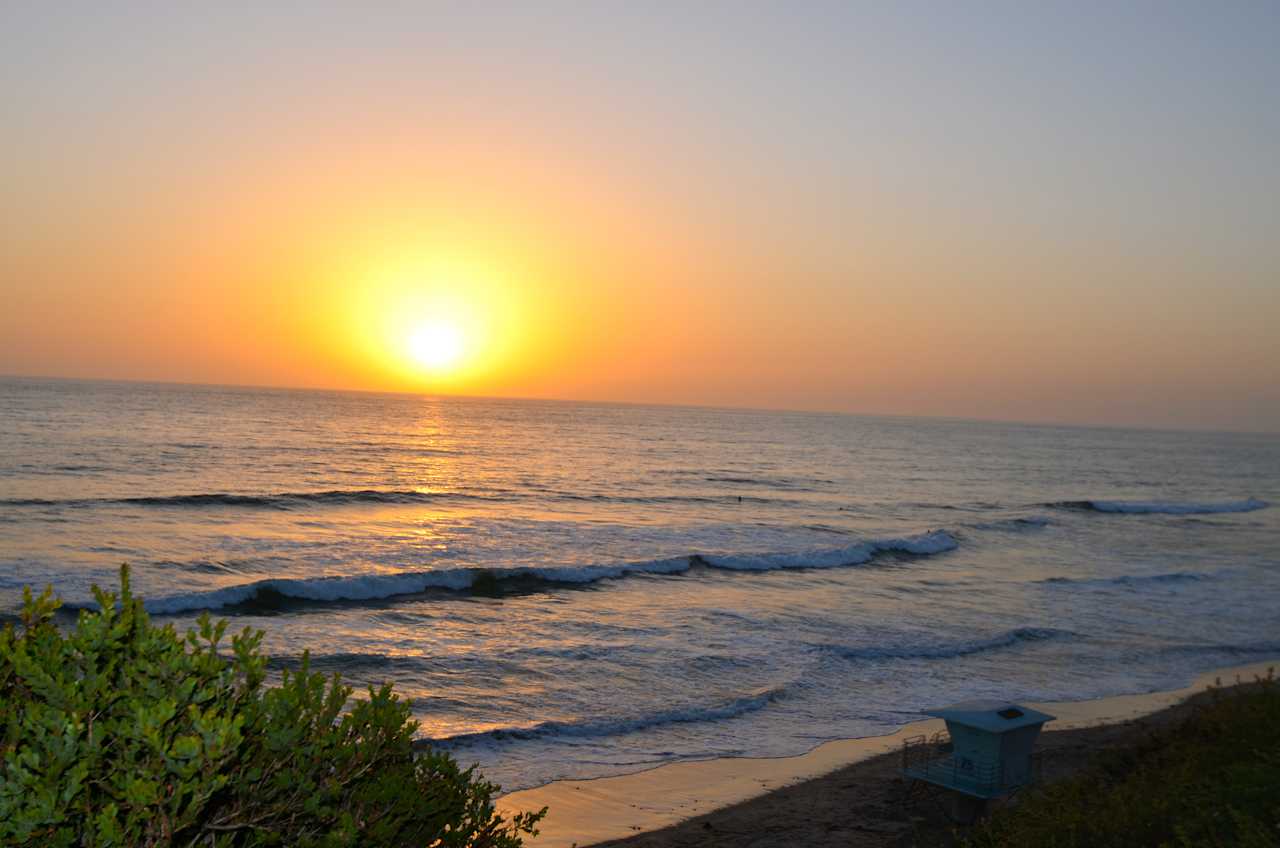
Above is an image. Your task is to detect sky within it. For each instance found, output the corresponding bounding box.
[2,2,1278,431]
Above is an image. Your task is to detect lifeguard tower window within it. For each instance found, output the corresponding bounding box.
[997,708,1023,720]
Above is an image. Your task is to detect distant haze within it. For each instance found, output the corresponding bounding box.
[2,3,1277,431]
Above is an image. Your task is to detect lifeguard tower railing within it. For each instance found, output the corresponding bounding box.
[901,732,1041,800]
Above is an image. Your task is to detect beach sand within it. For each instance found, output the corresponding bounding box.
[497,659,1278,847]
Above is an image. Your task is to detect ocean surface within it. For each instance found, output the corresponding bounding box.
[2,377,1278,791]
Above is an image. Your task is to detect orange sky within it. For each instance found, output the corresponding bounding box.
[2,5,1278,430]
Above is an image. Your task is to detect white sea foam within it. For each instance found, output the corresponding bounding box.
[134,531,958,615]
[139,559,687,615]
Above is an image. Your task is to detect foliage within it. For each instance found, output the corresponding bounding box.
[965,671,1280,848]
[0,567,544,847]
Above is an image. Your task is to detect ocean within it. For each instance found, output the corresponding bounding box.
[2,376,1277,792]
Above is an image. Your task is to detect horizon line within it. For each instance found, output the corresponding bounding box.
[4,371,1276,438]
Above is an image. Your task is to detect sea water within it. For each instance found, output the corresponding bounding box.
[1,377,1277,791]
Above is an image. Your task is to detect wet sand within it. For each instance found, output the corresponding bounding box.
[497,659,1279,847]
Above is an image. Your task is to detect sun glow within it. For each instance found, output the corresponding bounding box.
[408,322,464,371]
[328,242,549,390]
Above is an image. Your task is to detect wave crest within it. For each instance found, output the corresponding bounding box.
[1052,498,1267,515]
[427,686,786,747]
[821,627,1072,662]
[700,531,957,571]
[71,531,958,615]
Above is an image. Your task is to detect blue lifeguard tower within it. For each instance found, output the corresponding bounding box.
[902,700,1054,803]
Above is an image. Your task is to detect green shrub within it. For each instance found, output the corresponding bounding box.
[0,567,545,847]
[965,673,1280,848]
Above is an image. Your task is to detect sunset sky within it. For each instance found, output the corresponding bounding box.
[2,3,1277,431]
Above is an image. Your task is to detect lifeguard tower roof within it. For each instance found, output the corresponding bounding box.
[924,700,1055,733]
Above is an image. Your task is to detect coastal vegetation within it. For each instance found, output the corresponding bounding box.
[965,672,1279,847]
[0,567,545,847]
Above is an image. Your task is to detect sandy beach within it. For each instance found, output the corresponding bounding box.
[498,659,1279,847]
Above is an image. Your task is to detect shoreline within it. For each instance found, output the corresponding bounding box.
[497,658,1280,847]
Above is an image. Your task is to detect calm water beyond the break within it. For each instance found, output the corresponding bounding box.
[2,377,1277,790]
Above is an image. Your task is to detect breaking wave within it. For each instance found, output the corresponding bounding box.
[1052,498,1267,515]
[75,531,958,615]
[427,686,786,747]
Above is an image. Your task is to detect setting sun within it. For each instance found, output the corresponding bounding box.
[333,244,545,391]
[407,322,465,371]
